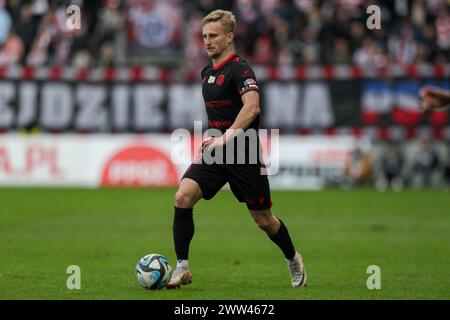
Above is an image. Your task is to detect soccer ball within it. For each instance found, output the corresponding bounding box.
[135,254,173,290]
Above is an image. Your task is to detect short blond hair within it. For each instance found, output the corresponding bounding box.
[202,10,236,34]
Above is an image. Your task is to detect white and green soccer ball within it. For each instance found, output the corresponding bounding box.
[135,254,173,290]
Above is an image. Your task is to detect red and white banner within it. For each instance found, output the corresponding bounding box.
[0,64,448,135]
[0,134,189,187]
[0,64,447,82]
[267,135,362,190]
[0,134,363,189]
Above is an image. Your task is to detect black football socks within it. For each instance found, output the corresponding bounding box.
[268,218,296,260]
[173,207,194,261]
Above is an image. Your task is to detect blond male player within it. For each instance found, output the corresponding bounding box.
[167,10,306,289]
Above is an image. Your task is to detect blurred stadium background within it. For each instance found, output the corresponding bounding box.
[0,0,450,299]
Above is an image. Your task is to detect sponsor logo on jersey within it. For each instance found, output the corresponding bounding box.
[205,99,232,108]
[208,120,233,128]
[240,78,259,95]
[208,76,216,83]
[244,78,257,86]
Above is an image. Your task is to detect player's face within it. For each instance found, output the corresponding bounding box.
[202,21,233,59]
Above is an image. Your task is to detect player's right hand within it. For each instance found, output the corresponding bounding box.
[419,86,450,111]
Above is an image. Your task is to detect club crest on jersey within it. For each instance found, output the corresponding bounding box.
[216,74,225,86]
[208,76,216,84]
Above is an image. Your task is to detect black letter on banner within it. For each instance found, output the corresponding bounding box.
[40,83,73,130]
[18,82,38,129]
[133,84,165,131]
[111,85,130,132]
[264,83,300,130]
[300,82,334,128]
[75,84,107,131]
[0,82,15,129]
[167,84,206,130]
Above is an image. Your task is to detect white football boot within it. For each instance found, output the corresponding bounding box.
[166,267,192,289]
[286,252,307,287]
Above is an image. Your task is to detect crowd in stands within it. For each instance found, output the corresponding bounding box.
[345,137,450,189]
[1,0,450,68]
[2,0,449,189]
[187,0,450,69]
[0,0,120,67]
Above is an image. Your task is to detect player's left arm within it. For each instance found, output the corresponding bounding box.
[223,91,260,141]
[203,91,260,150]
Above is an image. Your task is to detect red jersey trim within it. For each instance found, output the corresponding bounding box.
[212,52,236,71]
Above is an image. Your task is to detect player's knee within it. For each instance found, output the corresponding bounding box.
[175,190,196,208]
[253,214,275,231]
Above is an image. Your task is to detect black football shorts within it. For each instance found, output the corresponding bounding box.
[182,162,272,211]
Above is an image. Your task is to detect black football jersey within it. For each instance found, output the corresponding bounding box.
[201,52,260,133]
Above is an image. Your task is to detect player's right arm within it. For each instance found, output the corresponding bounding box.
[419,86,450,111]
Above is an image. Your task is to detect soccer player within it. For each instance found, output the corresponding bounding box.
[419,86,450,111]
[166,10,307,288]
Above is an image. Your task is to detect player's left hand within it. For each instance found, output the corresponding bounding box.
[202,136,226,151]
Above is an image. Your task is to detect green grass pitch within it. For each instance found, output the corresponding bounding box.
[0,188,449,300]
